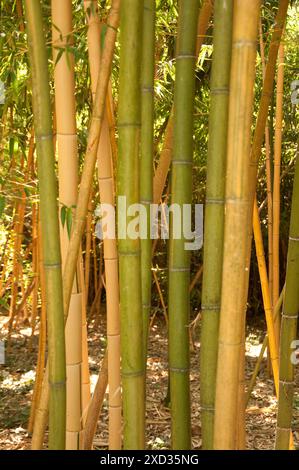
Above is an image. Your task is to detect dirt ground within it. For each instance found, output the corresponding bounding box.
[1,314,299,450]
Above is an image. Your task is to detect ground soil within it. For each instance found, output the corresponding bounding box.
[1,314,299,450]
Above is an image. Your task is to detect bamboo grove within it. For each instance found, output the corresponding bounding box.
[0,0,298,451]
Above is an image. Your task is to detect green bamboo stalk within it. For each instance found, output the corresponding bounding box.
[168,0,200,450]
[24,0,66,450]
[199,0,233,450]
[141,0,155,362]
[118,0,145,450]
[275,151,299,449]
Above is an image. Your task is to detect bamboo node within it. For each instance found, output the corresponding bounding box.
[205,198,224,205]
[48,380,66,388]
[122,370,144,378]
[169,367,189,373]
[169,267,190,273]
[172,160,192,166]
[281,312,298,319]
[200,404,215,412]
[118,122,141,128]
[279,379,295,386]
[36,133,53,141]
[176,54,196,60]
[211,87,229,95]
[201,304,221,311]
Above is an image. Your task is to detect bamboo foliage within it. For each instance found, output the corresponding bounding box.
[168,0,200,450]
[141,0,155,360]
[24,0,66,450]
[213,0,261,450]
[84,0,121,450]
[118,0,145,449]
[200,0,233,450]
[275,152,299,450]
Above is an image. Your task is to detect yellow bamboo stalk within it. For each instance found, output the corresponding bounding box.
[79,250,91,432]
[213,0,261,449]
[85,194,93,304]
[28,218,47,434]
[84,0,121,449]
[52,0,83,449]
[259,21,274,304]
[253,198,294,449]
[272,41,285,340]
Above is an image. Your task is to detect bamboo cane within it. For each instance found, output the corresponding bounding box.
[52,0,84,449]
[82,349,108,450]
[169,0,200,450]
[31,0,120,450]
[246,286,285,407]
[275,150,299,449]
[28,219,47,434]
[259,20,274,306]
[272,41,285,340]
[84,0,121,449]
[24,0,66,449]
[213,0,261,450]
[118,0,145,449]
[85,194,93,305]
[141,0,155,362]
[253,199,294,450]
[200,0,233,449]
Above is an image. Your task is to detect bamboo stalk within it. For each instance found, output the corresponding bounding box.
[82,350,108,450]
[199,0,233,450]
[213,0,261,450]
[168,0,200,450]
[52,0,83,449]
[24,0,66,449]
[272,41,285,340]
[246,286,285,407]
[85,1,121,449]
[259,21,274,305]
[141,0,155,362]
[253,199,294,450]
[28,219,47,434]
[118,0,145,449]
[275,151,299,449]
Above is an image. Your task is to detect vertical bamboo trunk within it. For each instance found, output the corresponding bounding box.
[200,0,233,450]
[52,0,84,449]
[85,1,122,450]
[275,153,299,449]
[259,21,274,304]
[84,0,121,449]
[272,42,285,339]
[141,0,155,361]
[28,218,47,434]
[62,0,120,330]
[213,0,260,450]
[118,0,145,449]
[169,0,200,450]
[24,0,66,450]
